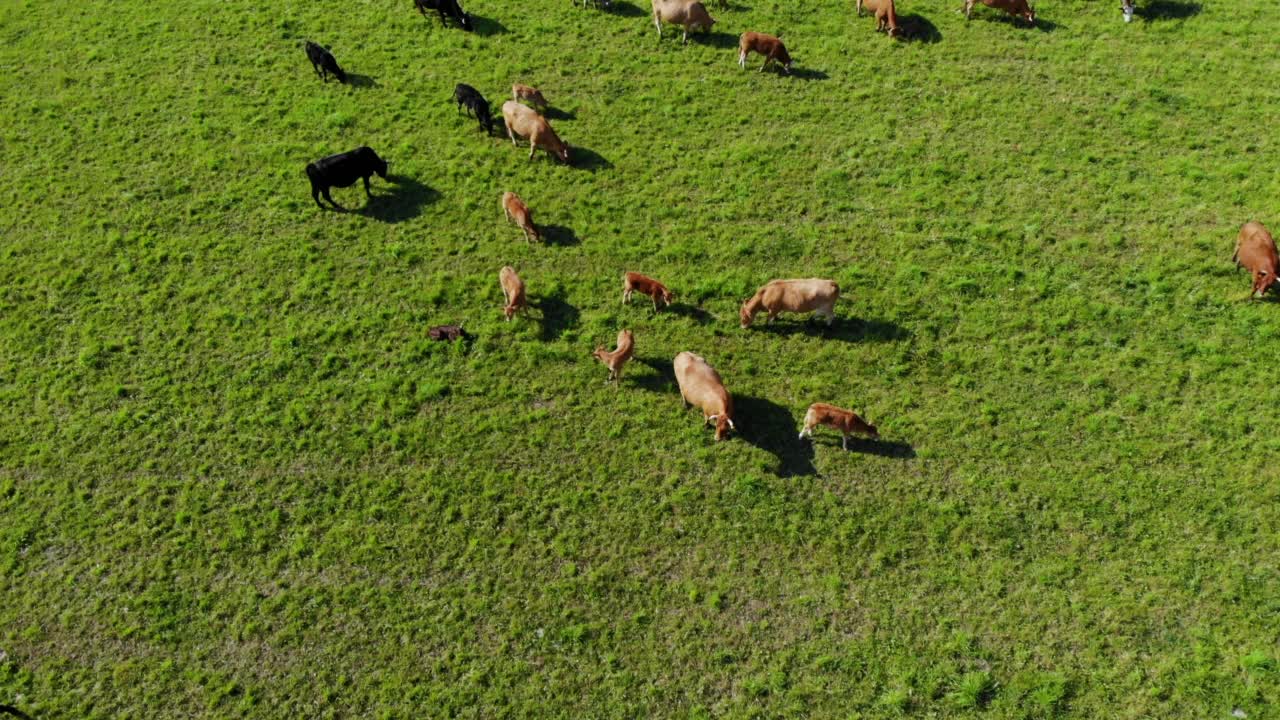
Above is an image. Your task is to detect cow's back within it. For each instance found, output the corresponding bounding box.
[765,278,838,309]
[674,352,729,411]
[502,100,542,135]
[1238,221,1279,272]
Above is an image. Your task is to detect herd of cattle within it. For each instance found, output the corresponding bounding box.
[297,0,1267,452]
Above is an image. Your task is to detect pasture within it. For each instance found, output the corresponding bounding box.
[3,0,1280,716]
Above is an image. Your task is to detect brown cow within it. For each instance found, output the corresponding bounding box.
[592,329,635,383]
[738,32,793,73]
[652,0,715,45]
[856,0,900,37]
[799,403,879,450]
[499,265,527,321]
[623,272,674,311]
[964,0,1034,24]
[502,101,570,163]
[512,84,549,113]
[1234,221,1280,297]
[674,351,735,441]
[740,278,840,328]
[502,191,540,243]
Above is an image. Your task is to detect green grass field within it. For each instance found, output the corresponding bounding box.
[4,0,1280,715]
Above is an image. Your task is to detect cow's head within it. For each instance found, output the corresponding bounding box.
[1253,269,1279,297]
[710,415,735,441]
[739,303,755,328]
[660,288,675,307]
[460,12,475,31]
[1022,6,1035,23]
[557,144,571,164]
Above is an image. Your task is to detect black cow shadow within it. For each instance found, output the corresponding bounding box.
[1137,1,1200,20]
[471,14,509,35]
[840,437,916,459]
[898,13,942,42]
[535,290,579,341]
[735,395,816,478]
[633,357,676,393]
[544,107,576,121]
[569,146,612,172]
[750,316,909,343]
[605,1,648,15]
[668,303,715,324]
[347,73,378,88]
[699,31,741,49]
[1033,17,1061,32]
[790,68,829,81]
[539,224,581,246]
[969,12,1048,30]
[361,175,440,223]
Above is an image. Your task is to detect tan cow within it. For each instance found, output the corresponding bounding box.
[512,84,549,113]
[499,265,527,321]
[799,403,879,450]
[502,101,570,164]
[623,272,674,311]
[652,0,715,45]
[674,351,735,441]
[964,0,1034,24]
[857,0,900,37]
[740,278,840,328]
[592,329,635,383]
[1234,221,1280,297]
[738,32,793,73]
[502,191,540,243]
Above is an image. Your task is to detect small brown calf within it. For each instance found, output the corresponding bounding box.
[964,0,1034,24]
[738,32,793,73]
[592,329,635,383]
[857,0,900,37]
[499,266,527,321]
[799,403,878,450]
[502,191,540,243]
[512,84,549,112]
[623,272,674,311]
[1234,221,1280,297]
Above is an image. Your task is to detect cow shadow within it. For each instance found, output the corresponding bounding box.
[751,316,909,343]
[735,395,816,478]
[347,73,378,88]
[971,13,1049,31]
[544,107,576,121]
[362,176,440,223]
[535,290,579,341]
[633,357,676,393]
[570,146,612,172]
[1138,1,1200,20]
[668,303,715,324]
[605,0,648,15]
[842,437,917,459]
[539,224,581,247]
[471,14,509,35]
[898,13,942,42]
[699,31,741,49]
[790,68,829,81]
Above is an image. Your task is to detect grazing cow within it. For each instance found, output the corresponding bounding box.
[740,278,840,328]
[1122,0,1135,22]
[304,41,347,83]
[502,192,540,243]
[1233,221,1280,297]
[592,329,635,383]
[856,0,901,37]
[652,0,716,45]
[623,272,674,311]
[512,84,550,113]
[799,403,879,450]
[964,0,1034,24]
[738,32,793,73]
[673,352,735,441]
[453,84,494,135]
[415,0,474,31]
[305,146,388,211]
[499,266,527,321]
[429,324,466,341]
[502,101,570,163]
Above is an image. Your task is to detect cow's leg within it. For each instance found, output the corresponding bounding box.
[363,175,373,199]
[682,27,689,45]
[653,15,662,39]
[842,433,850,451]
[312,187,326,209]
[964,0,973,19]
[623,288,631,304]
[651,294,659,312]
[856,0,863,15]
[437,9,449,26]
[322,188,344,210]
[760,58,769,72]
[738,50,747,69]
[529,142,537,161]
[507,124,517,146]
[766,310,777,324]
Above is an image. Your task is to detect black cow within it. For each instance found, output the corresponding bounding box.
[304,40,347,83]
[414,0,474,30]
[305,147,388,210]
[453,84,494,135]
